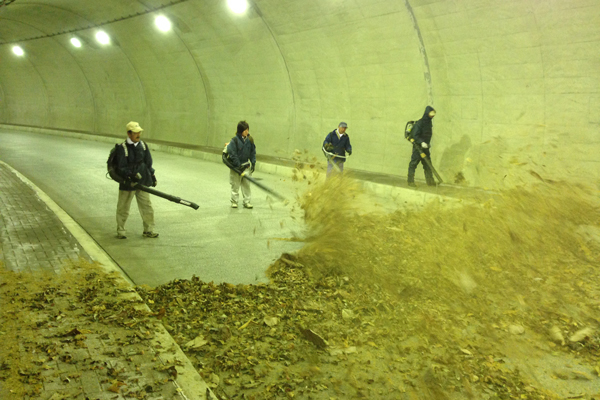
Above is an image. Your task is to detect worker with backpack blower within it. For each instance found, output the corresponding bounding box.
[407,106,437,187]
[322,122,352,178]
[226,120,256,209]
[114,121,159,239]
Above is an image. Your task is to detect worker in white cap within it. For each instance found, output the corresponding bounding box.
[114,121,159,239]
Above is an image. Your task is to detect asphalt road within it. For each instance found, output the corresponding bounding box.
[0,129,304,286]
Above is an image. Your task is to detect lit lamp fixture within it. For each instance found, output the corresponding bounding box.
[70,37,82,48]
[95,30,110,45]
[227,0,248,14]
[155,15,172,32]
[12,45,25,56]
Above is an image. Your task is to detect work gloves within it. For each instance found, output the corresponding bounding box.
[126,173,155,187]
[347,151,352,156]
[250,163,255,173]
[125,172,141,187]
[421,142,429,149]
[324,143,334,151]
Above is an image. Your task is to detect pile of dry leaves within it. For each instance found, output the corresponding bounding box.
[3,159,599,399]
[137,174,600,399]
[0,261,183,399]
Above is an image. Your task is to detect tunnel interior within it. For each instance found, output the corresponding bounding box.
[1,1,600,399]
[1,0,599,188]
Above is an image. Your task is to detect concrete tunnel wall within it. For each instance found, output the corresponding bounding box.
[0,0,599,189]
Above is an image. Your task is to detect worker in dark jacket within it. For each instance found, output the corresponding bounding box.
[115,121,158,239]
[226,120,256,209]
[323,122,352,177]
[407,106,436,187]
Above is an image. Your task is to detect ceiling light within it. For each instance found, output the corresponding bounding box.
[227,0,248,14]
[155,15,172,32]
[95,31,110,45]
[12,45,24,56]
[70,37,82,48]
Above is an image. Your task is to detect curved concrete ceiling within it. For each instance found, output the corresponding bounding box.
[1,0,599,188]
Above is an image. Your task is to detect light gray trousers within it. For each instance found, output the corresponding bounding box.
[229,169,252,205]
[116,189,155,236]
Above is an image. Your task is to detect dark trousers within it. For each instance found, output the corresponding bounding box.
[407,147,434,185]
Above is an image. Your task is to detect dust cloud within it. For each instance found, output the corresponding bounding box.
[288,169,600,397]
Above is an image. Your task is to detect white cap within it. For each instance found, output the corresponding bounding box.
[126,121,143,133]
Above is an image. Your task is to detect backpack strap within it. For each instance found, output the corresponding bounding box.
[120,140,146,158]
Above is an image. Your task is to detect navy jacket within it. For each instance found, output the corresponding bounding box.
[116,140,155,191]
[411,106,435,146]
[323,129,352,159]
[226,134,256,168]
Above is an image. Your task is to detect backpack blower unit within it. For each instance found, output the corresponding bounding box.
[107,142,199,210]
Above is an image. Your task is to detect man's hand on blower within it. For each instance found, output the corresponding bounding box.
[131,172,142,182]
[126,173,142,187]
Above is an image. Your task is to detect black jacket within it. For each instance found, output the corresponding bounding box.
[411,106,435,146]
[323,129,352,158]
[226,134,256,168]
[116,140,155,191]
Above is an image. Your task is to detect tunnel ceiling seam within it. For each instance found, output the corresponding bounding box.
[0,0,190,45]
[168,20,211,146]
[0,16,97,131]
[0,79,5,118]
[250,0,296,151]
[404,0,433,106]
[0,16,49,125]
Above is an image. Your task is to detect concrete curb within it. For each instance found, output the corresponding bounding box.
[1,160,214,400]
